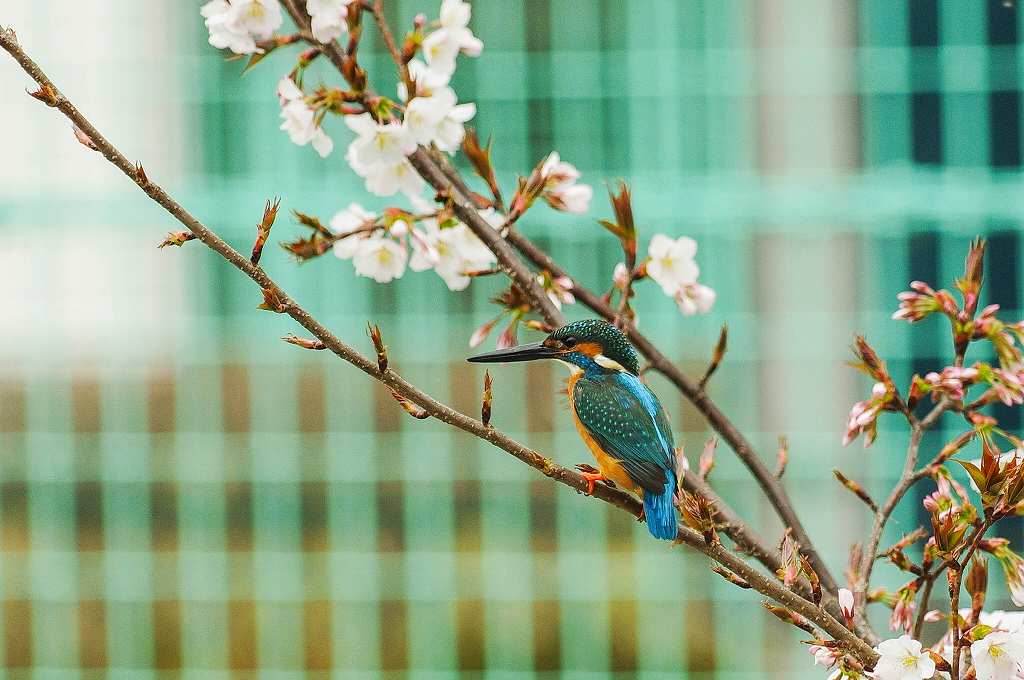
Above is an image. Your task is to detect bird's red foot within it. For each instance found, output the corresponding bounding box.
[637,506,646,523]
[574,464,606,495]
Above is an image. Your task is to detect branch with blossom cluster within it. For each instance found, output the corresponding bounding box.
[14,2,1024,677]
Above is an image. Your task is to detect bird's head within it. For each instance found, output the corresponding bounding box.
[467,319,640,375]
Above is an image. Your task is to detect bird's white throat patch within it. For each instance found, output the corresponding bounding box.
[594,354,628,372]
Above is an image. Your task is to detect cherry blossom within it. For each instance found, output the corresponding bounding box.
[536,273,575,310]
[972,629,1024,680]
[809,644,840,669]
[398,59,453,101]
[352,236,408,283]
[537,152,592,213]
[228,0,282,41]
[307,0,352,43]
[201,0,258,54]
[345,113,417,166]
[992,542,1024,607]
[544,183,593,213]
[889,584,917,633]
[276,78,333,157]
[675,282,716,316]
[422,0,483,77]
[469,316,500,348]
[410,213,497,291]
[838,588,855,626]
[613,262,630,289]
[843,381,891,447]
[330,203,376,259]
[870,636,935,680]
[349,155,425,197]
[646,234,699,296]
[404,87,476,152]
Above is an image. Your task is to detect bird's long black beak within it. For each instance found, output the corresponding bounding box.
[467,341,560,364]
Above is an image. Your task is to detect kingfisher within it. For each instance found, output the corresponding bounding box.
[468,319,678,540]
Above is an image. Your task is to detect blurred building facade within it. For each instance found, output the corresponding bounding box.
[1,1,1024,677]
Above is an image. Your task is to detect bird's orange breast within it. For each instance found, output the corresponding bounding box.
[566,372,641,495]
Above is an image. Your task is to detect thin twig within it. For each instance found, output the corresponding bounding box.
[855,401,948,632]
[912,574,936,640]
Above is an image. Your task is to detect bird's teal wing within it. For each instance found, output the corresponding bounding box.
[572,372,676,494]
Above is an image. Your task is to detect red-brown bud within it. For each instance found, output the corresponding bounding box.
[282,334,326,350]
[257,287,288,313]
[390,390,429,419]
[481,370,493,427]
[158,231,196,249]
[251,197,281,265]
[367,322,388,373]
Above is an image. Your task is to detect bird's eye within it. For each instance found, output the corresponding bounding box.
[562,337,578,349]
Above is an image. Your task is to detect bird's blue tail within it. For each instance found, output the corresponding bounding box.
[643,470,677,540]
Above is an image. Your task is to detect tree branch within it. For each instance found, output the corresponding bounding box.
[854,401,948,634]
[0,23,877,669]
[343,0,836,594]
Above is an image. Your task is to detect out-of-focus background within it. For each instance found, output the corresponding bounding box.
[2,1,1024,677]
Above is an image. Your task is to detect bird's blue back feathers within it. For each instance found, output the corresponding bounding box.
[571,369,678,541]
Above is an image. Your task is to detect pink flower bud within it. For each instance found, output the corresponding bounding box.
[469,317,498,348]
[613,263,629,289]
[838,588,855,623]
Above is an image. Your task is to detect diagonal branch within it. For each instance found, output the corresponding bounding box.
[0,24,877,668]
[357,0,841,609]
[418,148,840,599]
[355,0,839,605]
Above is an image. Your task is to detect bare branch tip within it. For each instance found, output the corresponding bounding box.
[282,334,326,350]
[367,322,388,373]
[481,369,493,427]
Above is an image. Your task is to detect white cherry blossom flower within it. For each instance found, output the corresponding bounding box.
[307,0,351,43]
[434,100,476,152]
[544,183,592,213]
[345,113,418,166]
[613,263,630,289]
[646,234,699,296]
[390,218,410,238]
[538,274,575,310]
[410,217,495,291]
[838,588,855,624]
[226,0,282,41]
[972,629,1024,680]
[809,644,839,669]
[535,152,592,213]
[398,59,453,101]
[422,0,483,77]
[201,0,258,54]
[675,282,716,316]
[277,78,333,157]
[540,151,580,189]
[347,154,424,198]
[404,89,456,145]
[331,203,376,259]
[870,636,935,680]
[403,88,476,152]
[352,236,407,283]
